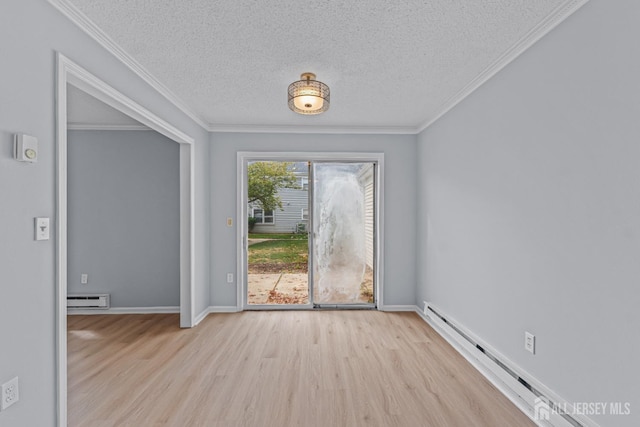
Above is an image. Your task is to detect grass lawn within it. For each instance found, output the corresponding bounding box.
[249,233,307,240]
[248,239,308,272]
[247,237,373,303]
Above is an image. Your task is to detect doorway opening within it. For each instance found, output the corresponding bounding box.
[56,53,196,427]
[238,153,384,310]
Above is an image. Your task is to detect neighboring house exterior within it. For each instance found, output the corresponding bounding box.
[249,163,309,234]
[359,163,375,271]
[248,162,375,272]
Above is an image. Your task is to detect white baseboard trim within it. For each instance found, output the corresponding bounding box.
[193,306,241,326]
[193,308,209,326]
[414,304,599,427]
[210,305,241,313]
[378,304,416,312]
[68,306,180,315]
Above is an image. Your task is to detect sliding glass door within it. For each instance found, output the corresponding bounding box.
[312,162,375,306]
[245,159,376,309]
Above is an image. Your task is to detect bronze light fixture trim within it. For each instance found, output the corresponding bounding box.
[288,72,330,115]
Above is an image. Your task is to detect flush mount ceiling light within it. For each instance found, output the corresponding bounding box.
[288,72,330,115]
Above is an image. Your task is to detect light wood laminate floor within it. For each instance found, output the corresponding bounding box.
[68,311,535,427]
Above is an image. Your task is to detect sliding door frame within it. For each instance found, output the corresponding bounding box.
[236,152,384,311]
[310,160,377,309]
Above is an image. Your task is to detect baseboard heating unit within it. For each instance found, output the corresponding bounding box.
[420,303,598,427]
[67,294,110,309]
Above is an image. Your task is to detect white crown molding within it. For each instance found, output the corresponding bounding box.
[60,54,194,145]
[49,0,588,136]
[416,0,590,134]
[208,123,418,135]
[67,123,150,131]
[47,0,209,131]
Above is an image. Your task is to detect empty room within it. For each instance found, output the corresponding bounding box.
[1,0,638,426]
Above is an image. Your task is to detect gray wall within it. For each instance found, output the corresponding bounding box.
[4,0,638,426]
[0,1,210,425]
[210,133,418,307]
[416,1,639,426]
[68,130,180,307]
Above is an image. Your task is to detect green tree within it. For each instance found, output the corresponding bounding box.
[248,162,299,212]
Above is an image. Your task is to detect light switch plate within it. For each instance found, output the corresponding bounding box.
[35,217,50,241]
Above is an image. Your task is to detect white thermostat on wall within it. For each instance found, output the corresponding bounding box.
[14,133,38,163]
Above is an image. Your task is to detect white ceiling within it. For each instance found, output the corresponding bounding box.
[58,0,580,133]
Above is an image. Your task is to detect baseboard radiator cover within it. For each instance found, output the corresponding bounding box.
[419,303,598,427]
[67,294,110,309]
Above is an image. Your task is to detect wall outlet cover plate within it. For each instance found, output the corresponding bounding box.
[525,331,535,354]
[1,377,19,411]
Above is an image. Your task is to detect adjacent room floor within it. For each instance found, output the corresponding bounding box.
[67,311,535,427]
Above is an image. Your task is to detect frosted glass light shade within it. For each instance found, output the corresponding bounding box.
[288,73,330,115]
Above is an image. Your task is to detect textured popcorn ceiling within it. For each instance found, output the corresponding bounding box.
[66,0,567,130]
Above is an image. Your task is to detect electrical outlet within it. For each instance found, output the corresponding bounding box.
[525,332,535,354]
[226,273,234,283]
[1,377,19,411]
[81,273,88,284]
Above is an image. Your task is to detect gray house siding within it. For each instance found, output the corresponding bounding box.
[250,174,308,234]
[359,164,375,269]
[250,165,374,272]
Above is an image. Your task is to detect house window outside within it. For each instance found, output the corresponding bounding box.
[252,208,274,224]
[300,177,309,190]
[301,208,309,220]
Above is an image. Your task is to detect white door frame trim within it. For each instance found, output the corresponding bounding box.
[236,152,385,311]
[55,53,196,426]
